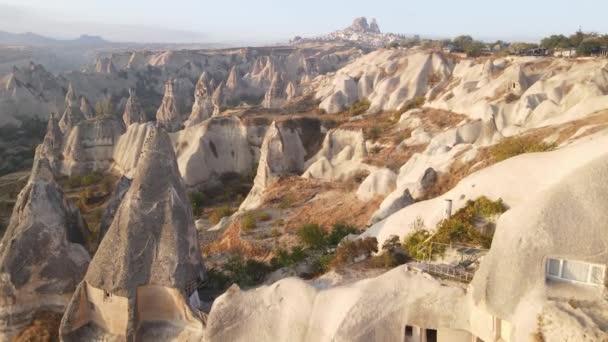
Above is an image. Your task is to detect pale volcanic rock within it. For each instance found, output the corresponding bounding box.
[98,176,132,240]
[211,81,225,116]
[303,128,374,181]
[155,79,183,132]
[286,81,298,101]
[40,112,63,160]
[0,151,90,340]
[79,96,94,119]
[356,168,397,202]
[262,72,286,109]
[0,63,65,126]
[206,267,469,342]
[239,121,307,211]
[58,83,86,134]
[292,17,403,48]
[316,50,453,114]
[369,187,414,224]
[186,72,214,127]
[95,57,117,74]
[60,126,205,341]
[175,116,255,187]
[112,122,155,177]
[122,88,148,126]
[61,116,126,175]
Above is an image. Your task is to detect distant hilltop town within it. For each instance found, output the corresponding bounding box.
[291,17,405,48]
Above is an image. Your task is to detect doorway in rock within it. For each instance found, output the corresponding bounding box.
[425,328,437,342]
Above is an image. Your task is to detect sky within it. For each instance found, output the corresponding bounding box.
[0,0,606,44]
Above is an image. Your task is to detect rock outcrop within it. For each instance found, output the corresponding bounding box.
[112,122,155,177]
[58,83,86,134]
[79,96,94,119]
[262,72,286,109]
[316,50,452,114]
[239,121,307,211]
[175,116,255,187]
[211,81,224,116]
[303,129,373,181]
[155,79,183,132]
[98,176,132,240]
[292,17,401,48]
[186,72,214,127]
[0,151,90,340]
[60,126,205,341]
[61,116,126,175]
[40,112,63,161]
[356,168,397,202]
[122,88,148,127]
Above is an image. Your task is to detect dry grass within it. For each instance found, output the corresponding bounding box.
[363,144,426,172]
[262,176,380,231]
[412,108,468,132]
[203,219,272,261]
[13,311,62,342]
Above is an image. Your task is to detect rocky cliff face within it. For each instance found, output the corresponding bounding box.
[0,150,90,340]
[155,79,183,132]
[239,119,317,211]
[61,116,126,175]
[60,126,205,340]
[0,63,65,126]
[175,116,256,187]
[122,88,148,126]
[186,72,215,127]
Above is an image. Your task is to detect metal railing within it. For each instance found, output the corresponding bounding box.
[413,262,475,283]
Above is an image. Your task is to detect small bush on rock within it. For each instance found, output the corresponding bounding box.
[208,205,235,224]
[349,99,371,116]
[297,224,327,250]
[490,136,555,162]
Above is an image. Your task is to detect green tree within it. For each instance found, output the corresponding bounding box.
[465,41,486,57]
[453,35,474,51]
[541,34,572,49]
[577,38,601,56]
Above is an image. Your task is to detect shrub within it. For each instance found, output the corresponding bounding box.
[431,196,506,251]
[270,227,281,237]
[81,171,103,186]
[278,195,295,209]
[256,211,272,222]
[490,136,555,162]
[333,237,378,267]
[311,254,334,275]
[348,99,371,116]
[400,96,426,113]
[223,256,274,288]
[367,126,382,140]
[327,223,359,246]
[403,229,432,260]
[189,191,205,215]
[297,224,327,250]
[241,212,257,231]
[271,246,307,268]
[208,205,235,224]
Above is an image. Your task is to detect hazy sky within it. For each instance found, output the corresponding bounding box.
[0,0,606,43]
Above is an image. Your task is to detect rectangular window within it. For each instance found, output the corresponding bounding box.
[562,260,590,282]
[546,257,605,286]
[591,266,605,285]
[547,259,561,276]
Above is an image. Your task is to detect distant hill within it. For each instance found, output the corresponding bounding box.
[0,31,109,47]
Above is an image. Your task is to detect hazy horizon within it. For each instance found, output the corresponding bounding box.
[1,0,607,44]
